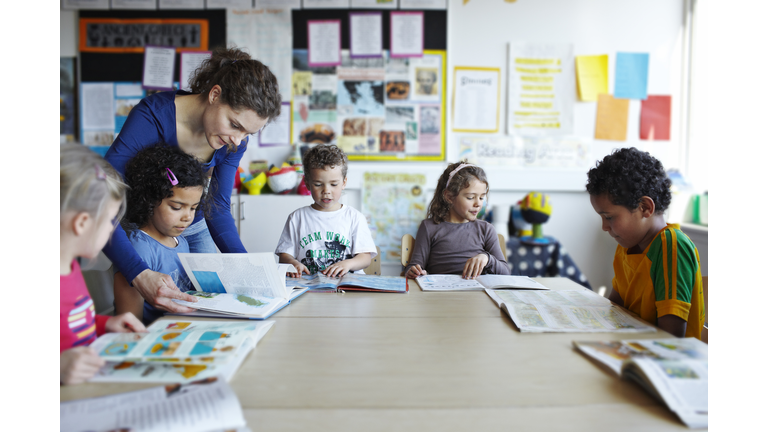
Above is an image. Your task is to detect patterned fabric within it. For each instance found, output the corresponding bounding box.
[61,260,109,352]
[505,236,592,289]
[612,224,704,339]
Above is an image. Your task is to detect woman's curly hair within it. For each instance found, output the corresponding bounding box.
[427,160,489,224]
[586,147,672,213]
[124,144,211,228]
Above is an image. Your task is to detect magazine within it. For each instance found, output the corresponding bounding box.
[573,338,708,428]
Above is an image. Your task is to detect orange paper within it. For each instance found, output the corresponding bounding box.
[594,94,629,141]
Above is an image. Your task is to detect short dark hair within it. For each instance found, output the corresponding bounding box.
[302,144,348,180]
[586,147,672,213]
[124,144,211,228]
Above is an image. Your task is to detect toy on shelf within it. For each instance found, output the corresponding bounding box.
[266,163,299,195]
[518,191,553,245]
[242,171,267,195]
[508,204,533,238]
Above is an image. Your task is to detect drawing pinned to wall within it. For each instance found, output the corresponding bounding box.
[459,136,590,169]
[640,95,671,141]
[575,55,608,102]
[594,94,629,141]
[507,42,574,136]
[362,172,427,264]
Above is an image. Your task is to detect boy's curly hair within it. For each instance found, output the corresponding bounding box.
[586,147,672,213]
[302,144,348,180]
[427,160,489,224]
[124,144,211,228]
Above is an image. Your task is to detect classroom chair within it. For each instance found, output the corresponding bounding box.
[702,276,708,343]
[364,246,382,275]
[498,234,507,260]
[400,234,415,276]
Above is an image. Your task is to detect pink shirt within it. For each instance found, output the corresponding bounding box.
[60,260,108,353]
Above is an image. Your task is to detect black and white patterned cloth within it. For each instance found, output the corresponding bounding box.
[506,236,592,290]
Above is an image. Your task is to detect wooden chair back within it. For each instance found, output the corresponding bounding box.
[364,246,382,276]
[498,233,507,259]
[400,234,415,276]
[701,275,708,343]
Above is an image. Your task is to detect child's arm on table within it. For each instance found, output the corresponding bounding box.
[114,271,145,323]
[607,287,624,307]
[405,221,430,279]
[657,315,687,338]
[323,253,371,278]
[279,253,309,278]
[60,347,105,385]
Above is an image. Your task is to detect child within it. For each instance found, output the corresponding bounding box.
[405,162,510,279]
[113,144,209,325]
[60,144,146,385]
[276,144,377,278]
[586,147,704,339]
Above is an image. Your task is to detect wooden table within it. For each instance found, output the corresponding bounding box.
[61,278,697,431]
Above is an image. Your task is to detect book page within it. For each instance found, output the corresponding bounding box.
[287,273,341,290]
[573,337,708,376]
[338,274,408,292]
[60,377,246,432]
[179,253,289,299]
[488,289,656,333]
[416,274,485,291]
[475,275,548,290]
[173,291,287,318]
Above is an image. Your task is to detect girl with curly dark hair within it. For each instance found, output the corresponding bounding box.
[114,144,209,324]
[102,46,282,315]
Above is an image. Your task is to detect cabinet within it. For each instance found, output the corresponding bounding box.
[231,194,315,253]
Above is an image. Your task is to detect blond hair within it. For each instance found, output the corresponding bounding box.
[60,143,127,224]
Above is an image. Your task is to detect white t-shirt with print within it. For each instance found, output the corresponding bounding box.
[275,205,377,274]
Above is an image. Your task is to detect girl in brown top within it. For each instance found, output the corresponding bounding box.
[405,162,510,279]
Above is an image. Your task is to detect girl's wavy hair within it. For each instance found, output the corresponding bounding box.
[427,161,489,224]
[189,46,282,151]
[60,143,127,227]
[123,144,211,228]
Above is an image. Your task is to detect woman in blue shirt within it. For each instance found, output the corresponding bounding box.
[103,46,282,313]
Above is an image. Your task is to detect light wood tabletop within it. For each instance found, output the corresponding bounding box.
[61,277,699,431]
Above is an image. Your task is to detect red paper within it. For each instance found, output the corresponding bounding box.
[640,95,671,140]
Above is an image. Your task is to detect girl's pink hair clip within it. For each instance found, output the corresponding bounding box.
[165,168,179,186]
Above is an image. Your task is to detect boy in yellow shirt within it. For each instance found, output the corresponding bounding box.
[586,148,704,339]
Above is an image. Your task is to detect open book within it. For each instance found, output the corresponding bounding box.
[287,273,408,293]
[574,338,708,429]
[171,253,309,319]
[487,289,657,333]
[415,274,547,291]
[61,377,249,432]
[89,319,273,384]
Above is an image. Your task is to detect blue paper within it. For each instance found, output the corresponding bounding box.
[614,52,649,100]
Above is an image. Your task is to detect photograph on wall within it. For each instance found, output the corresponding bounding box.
[409,55,441,103]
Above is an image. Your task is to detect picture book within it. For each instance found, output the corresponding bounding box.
[486,289,656,333]
[90,320,275,384]
[174,253,308,319]
[61,377,248,432]
[287,273,409,293]
[415,274,548,292]
[573,338,708,428]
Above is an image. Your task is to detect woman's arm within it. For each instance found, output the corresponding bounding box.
[205,141,248,253]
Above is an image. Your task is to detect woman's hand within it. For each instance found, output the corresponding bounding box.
[60,347,105,385]
[132,269,197,313]
[462,253,489,279]
[105,312,146,333]
[405,264,428,279]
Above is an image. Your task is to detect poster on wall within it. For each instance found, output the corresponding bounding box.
[452,66,500,133]
[60,58,77,143]
[362,172,427,264]
[291,49,446,161]
[506,42,574,136]
[458,136,591,169]
[79,18,209,53]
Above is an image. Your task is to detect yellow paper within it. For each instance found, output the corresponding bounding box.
[576,55,608,101]
[594,94,629,141]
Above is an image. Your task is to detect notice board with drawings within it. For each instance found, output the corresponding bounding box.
[446,0,688,191]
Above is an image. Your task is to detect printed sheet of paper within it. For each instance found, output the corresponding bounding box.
[487,289,657,333]
[507,42,574,135]
[227,8,293,101]
[595,93,629,141]
[81,83,115,130]
[416,275,486,291]
[307,20,342,67]
[178,253,290,299]
[390,12,424,58]
[459,135,591,169]
[452,67,500,132]
[62,0,109,8]
[60,378,246,432]
[614,52,649,100]
[303,0,350,9]
[208,0,254,7]
[575,54,608,101]
[143,46,176,90]
[350,12,383,58]
[179,51,211,91]
[351,0,396,8]
[111,0,156,9]
[400,0,447,9]
[640,95,671,140]
[256,0,301,7]
[159,0,204,8]
[259,101,292,146]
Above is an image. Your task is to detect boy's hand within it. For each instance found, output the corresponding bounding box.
[105,312,146,333]
[462,253,489,279]
[287,263,310,278]
[323,260,355,278]
[60,347,105,385]
[405,264,427,279]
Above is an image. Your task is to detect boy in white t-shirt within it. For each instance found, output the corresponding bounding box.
[276,144,377,278]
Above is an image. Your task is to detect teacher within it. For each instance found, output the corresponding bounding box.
[103,46,282,313]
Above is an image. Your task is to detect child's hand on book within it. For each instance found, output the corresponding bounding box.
[405,264,428,279]
[322,260,355,278]
[105,312,146,333]
[60,347,105,385]
[287,262,310,278]
[462,253,489,279]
